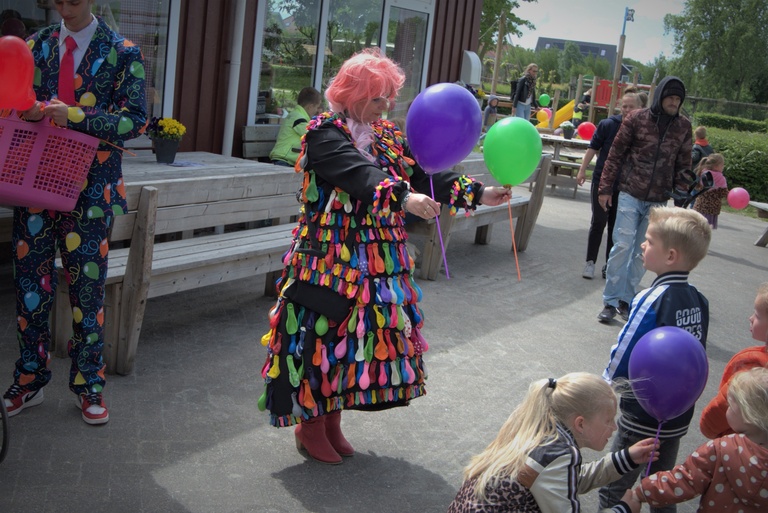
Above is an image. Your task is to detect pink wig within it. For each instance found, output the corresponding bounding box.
[325,48,405,121]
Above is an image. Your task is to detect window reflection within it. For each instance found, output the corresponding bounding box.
[258,0,321,122]
[386,7,428,120]
[322,0,383,88]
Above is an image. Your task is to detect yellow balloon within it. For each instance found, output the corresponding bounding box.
[65,232,81,251]
[72,307,83,323]
[79,92,97,107]
[536,109,550,123]
[68,107,85,123]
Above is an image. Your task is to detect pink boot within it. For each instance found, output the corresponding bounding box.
[294,416,342,464]
[325,410,354,457]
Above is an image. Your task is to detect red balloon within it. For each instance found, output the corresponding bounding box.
[577,121,596,141]
[0,36,36,111]
[727,187,750,210]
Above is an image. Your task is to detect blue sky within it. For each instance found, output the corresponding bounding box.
[510,0,686,64]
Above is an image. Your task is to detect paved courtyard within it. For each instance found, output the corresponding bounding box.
[1,183,766,512]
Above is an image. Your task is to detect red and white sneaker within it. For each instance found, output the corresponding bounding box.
[3,384,44,417]
[77,393,109,425]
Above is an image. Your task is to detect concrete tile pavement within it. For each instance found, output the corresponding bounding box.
[0,184,766,512]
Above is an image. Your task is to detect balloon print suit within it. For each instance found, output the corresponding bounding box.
[259,113,483,427]
[12,18,146,394]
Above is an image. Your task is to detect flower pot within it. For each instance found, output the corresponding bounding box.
[154,138,179,164]
[562,128,574,140]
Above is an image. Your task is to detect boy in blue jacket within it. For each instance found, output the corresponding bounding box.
[598,206,712,513]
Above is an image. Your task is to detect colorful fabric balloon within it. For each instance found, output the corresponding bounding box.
[628,326,708,422]
[727,187,750,209]
[482,117,543,187]
[406,83,482,174]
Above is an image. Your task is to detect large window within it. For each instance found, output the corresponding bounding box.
[0,0,172,125]
[250,0,433,125]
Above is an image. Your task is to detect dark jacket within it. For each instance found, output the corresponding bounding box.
[589,114,623,179]
[598,76,692,202]
[603,272,709,439]
[512,74,539,109]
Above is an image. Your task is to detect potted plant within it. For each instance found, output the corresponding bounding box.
[147,116,187,164]
[560,120,575,140]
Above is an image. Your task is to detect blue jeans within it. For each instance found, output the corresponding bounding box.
[515,102,531,120]
[598,425,681,513]
[602,192,665,307]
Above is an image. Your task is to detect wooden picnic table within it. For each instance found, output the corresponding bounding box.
[539,133,591,197]
[0,152,284,243]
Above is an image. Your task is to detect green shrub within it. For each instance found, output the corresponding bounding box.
[708,128,768,202]
[695,113,767,133]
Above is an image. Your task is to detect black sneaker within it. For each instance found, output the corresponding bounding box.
[601,264,607,279]
[618,301,630,322]
[598,305,617,323]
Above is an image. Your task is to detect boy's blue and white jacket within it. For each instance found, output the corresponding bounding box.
[603,272,709,439]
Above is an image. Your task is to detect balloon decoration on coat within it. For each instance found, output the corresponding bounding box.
[406,83,482,175]
[727,187,750,209]
[577,121,596,141]
[538,94,551,107]
[0,36,36,111]
[628,326,708,423]
[483,116,543,187]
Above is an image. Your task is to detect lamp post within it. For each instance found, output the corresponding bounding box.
[607,7,634,114]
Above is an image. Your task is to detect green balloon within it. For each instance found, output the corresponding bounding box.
[83,262,100,280]
[130,61,145,79]
[314,315,328,336]
[482,117,543,187]
[539,94,551,107]
[117,116,134,135]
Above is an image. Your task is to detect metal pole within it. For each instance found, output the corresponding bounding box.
[491,10,506,95]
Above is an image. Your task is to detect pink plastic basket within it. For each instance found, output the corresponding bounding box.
[0,110,99,211]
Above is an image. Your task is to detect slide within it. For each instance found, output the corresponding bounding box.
[536,99,575,129]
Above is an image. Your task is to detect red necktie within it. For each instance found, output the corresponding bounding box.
[58,36,77,105]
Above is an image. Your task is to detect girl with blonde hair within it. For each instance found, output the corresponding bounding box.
[628,367,768,512]
[448,372,657,512]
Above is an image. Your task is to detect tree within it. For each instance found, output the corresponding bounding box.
[477,0,537,63]
[664,0,768,102]
[558,41,584,81]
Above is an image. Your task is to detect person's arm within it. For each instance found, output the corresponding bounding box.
[634,439,717,508]
[576,148,598,186]
[674,122,694,191]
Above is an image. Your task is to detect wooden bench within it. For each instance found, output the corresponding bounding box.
[51,169,302,375]
[748,201,768,247]
[242,124,281,161]
[407,155,551,280]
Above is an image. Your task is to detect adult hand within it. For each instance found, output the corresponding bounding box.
[621,489,643,513]
[480,185,512,206]
[576,169,587,186]
[42,99,69,127]
[628,437,659,465]
[406,192,441,220]
[598,193,612,211]
[20,101,44,122]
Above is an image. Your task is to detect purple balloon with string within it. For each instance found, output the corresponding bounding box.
[405,83,482,278]
[628,326,708,475]
[406,83,482,174]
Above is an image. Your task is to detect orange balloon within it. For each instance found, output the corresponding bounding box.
[99,238,109,257]
[0,36,36,110]
[17,316,28,331]
[16,240,29,259]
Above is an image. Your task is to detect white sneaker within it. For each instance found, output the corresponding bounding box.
[582,260,595,279]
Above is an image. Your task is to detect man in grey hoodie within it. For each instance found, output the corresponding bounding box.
[595,76,693,323]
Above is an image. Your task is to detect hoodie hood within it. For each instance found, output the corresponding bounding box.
[488,95,498,105]
[651,76,686,116]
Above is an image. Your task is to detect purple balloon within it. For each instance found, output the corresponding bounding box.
[406,83,482,174]
[628,327,709,422]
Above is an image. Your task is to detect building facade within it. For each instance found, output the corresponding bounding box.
[4,0,482,157]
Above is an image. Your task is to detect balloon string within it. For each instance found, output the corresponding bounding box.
[506,193,521,281]
[645,422,663,477]
[430,176,450,279]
